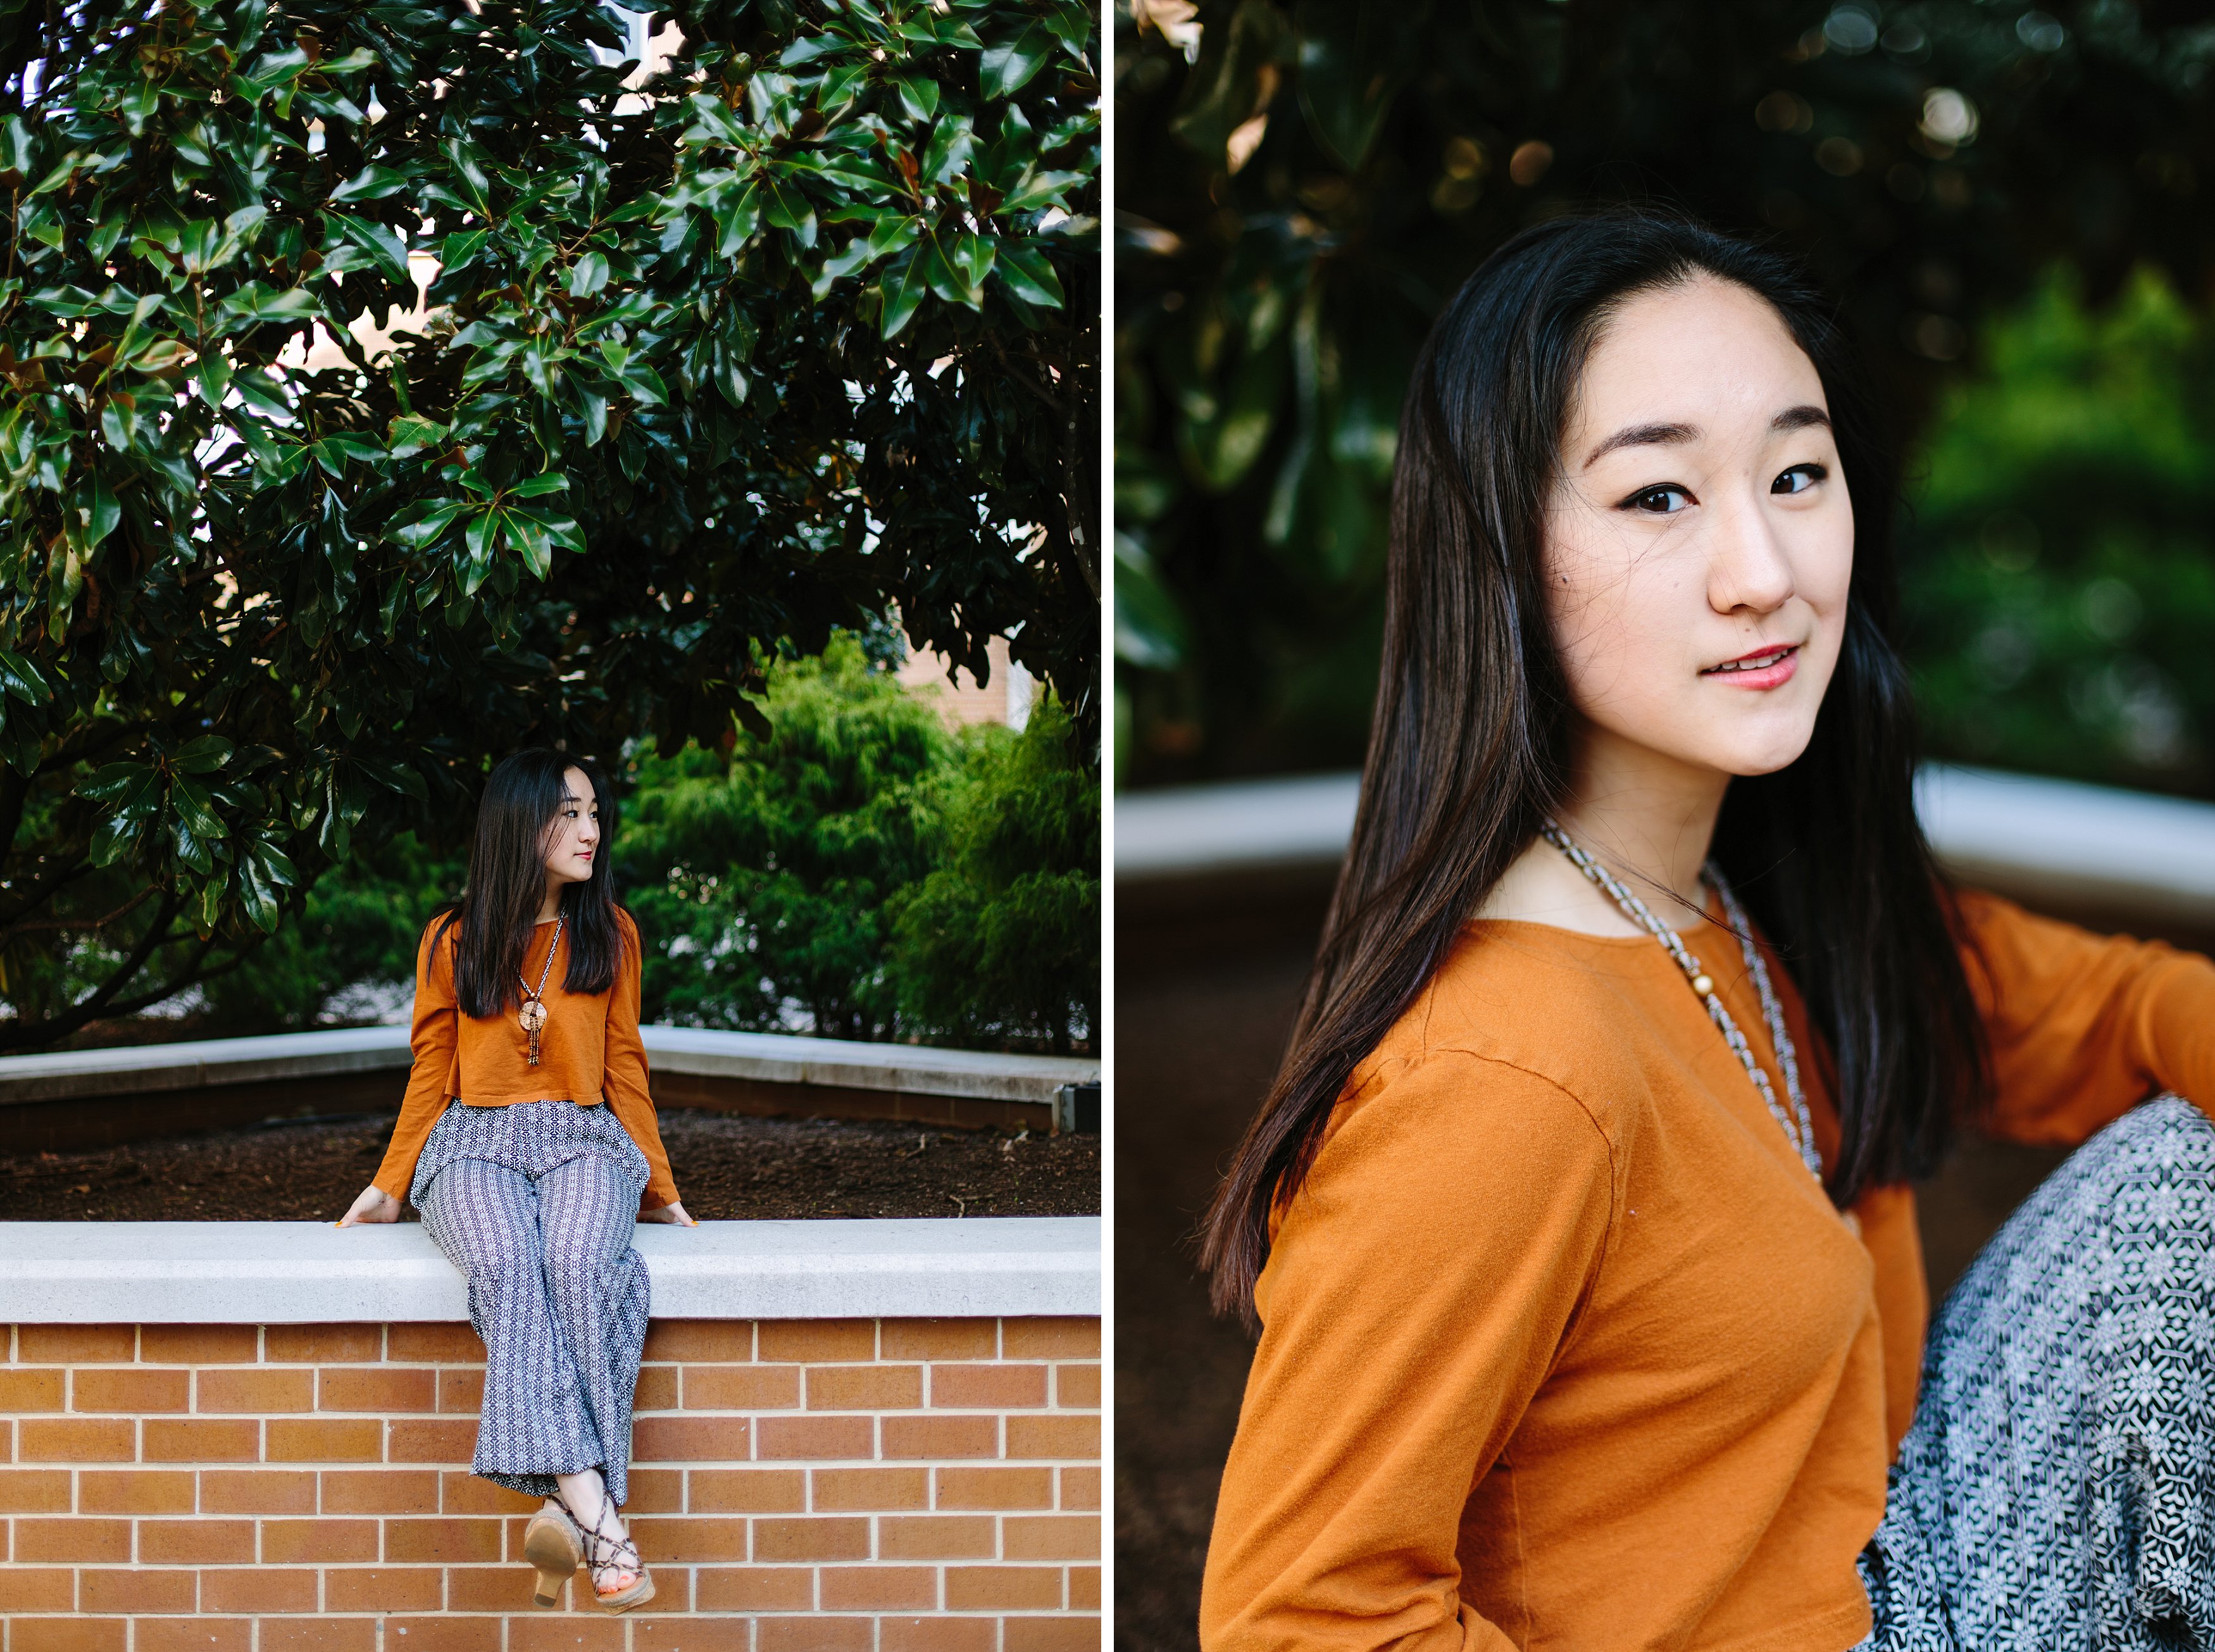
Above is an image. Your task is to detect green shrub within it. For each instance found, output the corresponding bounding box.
[617,634,1098,1052]
[889,696,1100,1053]
[619,635,952,1042]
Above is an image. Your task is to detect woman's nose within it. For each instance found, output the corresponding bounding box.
[1707,492,1796,615]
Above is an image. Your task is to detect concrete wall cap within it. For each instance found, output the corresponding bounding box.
[0,1216,1101,1323]
[0,1023,1098,1107]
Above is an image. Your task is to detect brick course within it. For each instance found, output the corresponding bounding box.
[1,1319,1099,1650]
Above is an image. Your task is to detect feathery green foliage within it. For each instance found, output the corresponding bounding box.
[890,693,1098,1052]
[620,634,951,1042]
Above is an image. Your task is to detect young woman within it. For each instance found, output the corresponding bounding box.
[1198,211,2215,1651]
[338,749,691,1615]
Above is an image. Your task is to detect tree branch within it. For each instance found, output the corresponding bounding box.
[0,884,155,939]
[0,856,96,930]
[0,892,185,1052]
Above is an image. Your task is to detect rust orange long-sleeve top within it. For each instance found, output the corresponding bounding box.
[1201,889,2215,1652]
[370,908,680,1213]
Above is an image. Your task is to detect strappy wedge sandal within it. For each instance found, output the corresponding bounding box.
[522,1500,583,1608]
[567,1491,655,1613]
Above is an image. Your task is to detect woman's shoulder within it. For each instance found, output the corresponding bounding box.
[1349,925,1664,1139]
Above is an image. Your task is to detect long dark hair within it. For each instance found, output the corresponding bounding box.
[1201,208,1988,1325]
[432,749,630,1018]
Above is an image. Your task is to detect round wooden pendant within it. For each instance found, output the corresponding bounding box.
[518,998,548,1034]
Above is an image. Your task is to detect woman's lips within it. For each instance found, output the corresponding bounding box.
[1702,643,1800,690]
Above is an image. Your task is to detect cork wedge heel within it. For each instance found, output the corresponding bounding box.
[523,1503,585,1608]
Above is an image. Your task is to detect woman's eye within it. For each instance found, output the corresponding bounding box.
[1623,484,1693,515]
[1773,463,1827,495]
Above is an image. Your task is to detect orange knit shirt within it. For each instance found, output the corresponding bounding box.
[1200,889,2215,1652]
[370,908,680,1213]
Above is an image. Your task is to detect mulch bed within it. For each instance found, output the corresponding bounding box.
[0,1108,1100,1222]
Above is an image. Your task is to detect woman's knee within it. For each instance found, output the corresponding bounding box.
[460,1222,545,1294]
[2071,1094,2215,1194]
[539,1232,615,1303]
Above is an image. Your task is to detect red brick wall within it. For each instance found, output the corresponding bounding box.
[0,1317,1101,1651]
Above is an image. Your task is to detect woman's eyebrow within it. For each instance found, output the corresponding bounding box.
[1773,404,1831,434]
[1582,421,1697,468]
[1582,404,1832,469]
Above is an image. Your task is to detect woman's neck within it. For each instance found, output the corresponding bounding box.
[1475,721,1732,937]
[535,882,563,925]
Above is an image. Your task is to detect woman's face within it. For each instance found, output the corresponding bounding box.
[1545,275,1854,784]
[542,765,601,886]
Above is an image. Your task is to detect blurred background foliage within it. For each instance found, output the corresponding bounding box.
[1114,0,2215,796]
[100,635,1097,1054]
[1904,266,2215,792]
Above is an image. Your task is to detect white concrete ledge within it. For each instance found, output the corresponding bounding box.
[1116,763,2215,930]
[0,1217,1101,1323]
[1912,765,2215,927]
[639,1027,1097,1106]
[0,1024,1098,1108]
[1115,770,1361,880]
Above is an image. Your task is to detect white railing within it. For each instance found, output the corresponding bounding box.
[1115,763,2215,929]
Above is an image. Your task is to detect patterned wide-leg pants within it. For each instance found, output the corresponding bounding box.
[413,1101,652,1507]
[1860,1094,2215,1650]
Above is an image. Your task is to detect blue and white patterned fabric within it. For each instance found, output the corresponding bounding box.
[413,1099,653,1506]
[1859,1094,2215,1650]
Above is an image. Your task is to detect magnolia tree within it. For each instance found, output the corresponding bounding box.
[0,0,1099,1048]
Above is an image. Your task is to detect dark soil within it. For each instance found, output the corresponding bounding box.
[0,1108,1100,1222]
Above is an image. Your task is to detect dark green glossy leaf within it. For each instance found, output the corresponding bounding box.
[0,651,51,705]
[172,735,234,775]
[218,283,321,324]
[327,213,414,289]
[170,775,227,838]
[330,165,415,204]
[995,240,1064,308]
[387,414,447,458]
[714,182,762,256]
[980,25,1058,100]
[569,251,611,297]
[1292,0,1406,171]
[890,73,939,123]
[880,244,933,339]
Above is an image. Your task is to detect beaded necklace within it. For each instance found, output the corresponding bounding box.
[1542,822,1823,1183]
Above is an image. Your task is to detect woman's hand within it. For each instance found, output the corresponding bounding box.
[640,1199,696,1227]
[337,1184,401,1227]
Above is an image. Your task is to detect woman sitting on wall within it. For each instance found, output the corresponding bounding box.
[1199,210,2215,1650]
[340,748,690,1615]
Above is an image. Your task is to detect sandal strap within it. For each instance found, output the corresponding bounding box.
[563,1491,641,1580]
